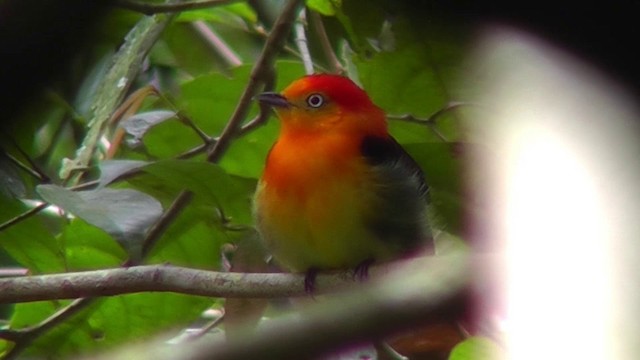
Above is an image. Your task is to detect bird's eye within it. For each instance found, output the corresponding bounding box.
[306,93,325,108]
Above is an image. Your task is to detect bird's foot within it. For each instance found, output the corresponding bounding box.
[304,267,318,294]
[353,258,374,282]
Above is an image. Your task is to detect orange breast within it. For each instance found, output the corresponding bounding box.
[254,130,380,271]
[262,130,364,201]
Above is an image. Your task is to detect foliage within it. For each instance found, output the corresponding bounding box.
[0,0,485,358]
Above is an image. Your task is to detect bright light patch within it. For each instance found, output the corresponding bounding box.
[504,128,609,360]
[471,26,640,360]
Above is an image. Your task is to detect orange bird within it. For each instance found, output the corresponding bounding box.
[255,74,433,287]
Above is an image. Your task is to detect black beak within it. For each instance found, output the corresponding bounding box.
[257,92,291,108]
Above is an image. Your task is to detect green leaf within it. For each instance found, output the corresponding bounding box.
[176,3,257,24]
[0,197,65,273]
[308,0,339,16]
[145,205,227,269]
[140,159,256,225]
[11,294,212,358]
[60,219,128,271]
[120,110,177,148]
[0,153,26,199]
[356,43,448,117]
[218,61,306,178]
[449,337,503,360]
[404,142,463,234]
[98,159,150,188]
[36,185,163,259]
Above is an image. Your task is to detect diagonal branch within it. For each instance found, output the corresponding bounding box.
[139,0,303,259]
[205,0,303,163]
[0,298,94,360]
[0,203,48,232]
[0,10,179,359]
[60,10,176,185]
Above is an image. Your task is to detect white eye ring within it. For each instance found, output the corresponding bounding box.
[306,93,325,108]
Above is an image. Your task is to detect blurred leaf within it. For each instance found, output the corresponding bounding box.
[141,159,255,225]
[73,51,114,117]
[224,229,270,338]
[120,110,177,148]
[356,43,448,117]
[0,154,26,199]
[176,3,257,25]
[404,142,462,234]
[178,72,244,133]
[3,92,72,178]
[98,159,150,188]
[218,61,305,178]
[335,0,384,54]
[448,337,502,360]
[60,219,128,271]
[0,197,65,273]
[11,293,212,359]
[161,23,222,76]
[36,185,163,259]
[308,0,339,16]
[145,204,226,269]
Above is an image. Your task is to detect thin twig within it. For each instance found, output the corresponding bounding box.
[2,10,178,357]
[206,0,303,163]
[176,143,209,159]
[61,13,174,185]
[1,298,94,360]
[294,8,314,75]
[237,69,276,135]
[191,21,243,67]
[251,24,306,61]
[176,111,215,144]
[140,0,304,260]
[0,268,29,278]
[0,203,49,232]
[115,0,242,15]
[139,190,194,261]
[388,101,477,142]
[2,146,48,182]
[181,309,226,341]
[68,179,100,191]
[308,9,343,74]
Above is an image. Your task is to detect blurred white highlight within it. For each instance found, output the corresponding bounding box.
[471,28,640,359]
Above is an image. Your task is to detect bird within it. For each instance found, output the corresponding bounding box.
[254,74,433,290]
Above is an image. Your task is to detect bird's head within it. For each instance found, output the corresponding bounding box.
[257,74,387,136]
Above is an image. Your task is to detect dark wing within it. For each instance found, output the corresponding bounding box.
[360,135,433,253]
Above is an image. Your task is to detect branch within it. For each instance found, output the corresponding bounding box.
[115,0,241,15]
[85,252,470,360]
[0,10,180,357]
[191,21,243,67]
[0,255,457,304]
[308,10,344,74]
[139,190,194,260]
[0,203,49,232]
[60,10,176,184]
[2,148,47,182]
[388,102,478,142]
[205,0,303,163]
[294,8,314,75]
[139,0,303,261]
[0,298,93,360]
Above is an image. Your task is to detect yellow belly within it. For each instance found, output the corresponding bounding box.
[254,174,391,272]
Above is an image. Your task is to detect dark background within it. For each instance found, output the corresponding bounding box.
[1,1,638,125]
